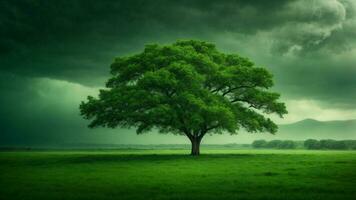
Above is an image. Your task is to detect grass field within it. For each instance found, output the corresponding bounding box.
[1,149,356,200]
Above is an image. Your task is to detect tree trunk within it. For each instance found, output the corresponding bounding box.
[190,137,201,156]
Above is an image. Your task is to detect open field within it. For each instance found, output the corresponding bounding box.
[1,149,356,200]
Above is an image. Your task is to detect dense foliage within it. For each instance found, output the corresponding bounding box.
[80,40,287,155]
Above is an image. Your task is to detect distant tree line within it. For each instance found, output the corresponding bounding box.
[252,140,297,149]
[304,139,356,150]
[252,139,356,150]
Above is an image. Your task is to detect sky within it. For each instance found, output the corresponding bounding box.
[0,0,355,146]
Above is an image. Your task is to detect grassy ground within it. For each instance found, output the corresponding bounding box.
[1,149,355,200]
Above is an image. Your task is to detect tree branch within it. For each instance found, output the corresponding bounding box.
[210,86,225,94]
[222,84,257,97]
[206,124,219,131]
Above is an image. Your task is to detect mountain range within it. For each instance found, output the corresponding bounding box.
[275,119,356,140]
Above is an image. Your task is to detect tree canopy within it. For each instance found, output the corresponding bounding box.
[80,40,287,155]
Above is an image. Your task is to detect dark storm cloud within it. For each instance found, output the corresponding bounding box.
[270,57,356,108]
[0,73,86,145]
[1,0,355,82]
[0,73,190,146]
[0,0,296,84]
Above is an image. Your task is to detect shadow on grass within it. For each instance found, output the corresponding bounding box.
[62,153,258,164]
[16,153,261,166]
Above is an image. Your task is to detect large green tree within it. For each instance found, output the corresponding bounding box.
[80,40,287,155]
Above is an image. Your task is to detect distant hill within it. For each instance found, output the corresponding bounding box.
[276,119,356,140]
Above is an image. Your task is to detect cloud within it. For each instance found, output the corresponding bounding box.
[0,74,98,145]
[271,99,356,124]
[263,0,356,55]
[1,0,355,81]
[0,0,297,85]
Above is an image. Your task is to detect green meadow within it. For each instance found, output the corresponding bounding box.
[1,149,356,200]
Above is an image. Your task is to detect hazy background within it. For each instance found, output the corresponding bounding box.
[1,0,356,147]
